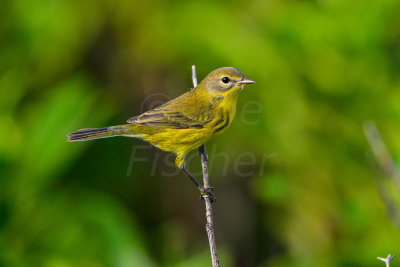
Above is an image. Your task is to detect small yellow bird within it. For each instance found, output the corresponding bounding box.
[67,67,255,199]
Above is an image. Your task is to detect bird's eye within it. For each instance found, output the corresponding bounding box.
[221,77,230,84]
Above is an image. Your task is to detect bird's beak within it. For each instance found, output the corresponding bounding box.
[237,79,256,85]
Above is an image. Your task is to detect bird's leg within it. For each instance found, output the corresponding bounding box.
[181,167,216,202]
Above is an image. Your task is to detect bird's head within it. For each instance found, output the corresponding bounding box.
[198,67,255,98]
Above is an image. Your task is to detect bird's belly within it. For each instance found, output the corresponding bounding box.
[141,109,233,156]
[143,128,211,155]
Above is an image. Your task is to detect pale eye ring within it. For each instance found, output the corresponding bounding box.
[221,76,230,84]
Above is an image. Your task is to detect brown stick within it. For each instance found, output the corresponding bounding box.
[192,65,221,267]
[364,121,400,192]
[364,121,400,229]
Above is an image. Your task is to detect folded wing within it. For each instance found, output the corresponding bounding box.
[127,108,211,129]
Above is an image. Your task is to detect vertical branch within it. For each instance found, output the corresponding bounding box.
[364,121,400,192]
[192,65,198,88]
[364,121,400,228]
[192,65,221,267]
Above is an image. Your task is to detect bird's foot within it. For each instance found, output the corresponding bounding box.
[200,186,216,203]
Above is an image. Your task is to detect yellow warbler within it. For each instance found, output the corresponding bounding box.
[67,67,255,199]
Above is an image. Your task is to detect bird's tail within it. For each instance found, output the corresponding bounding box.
[67,125,139,142]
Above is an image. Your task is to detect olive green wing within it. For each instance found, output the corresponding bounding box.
[127,107,212,129]
[127,89,216,129]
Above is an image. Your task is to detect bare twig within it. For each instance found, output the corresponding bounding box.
[192,65,221,267]
[364,121,400,192]
[364,121,400,228]
[377,254,396,267]
[192,65,198,88]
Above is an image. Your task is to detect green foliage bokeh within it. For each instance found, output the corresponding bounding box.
[1,0,400,266]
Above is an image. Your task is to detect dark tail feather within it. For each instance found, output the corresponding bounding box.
[67,127,115,142]
[67,125,141,142]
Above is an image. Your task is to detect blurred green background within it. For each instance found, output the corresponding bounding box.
[2,0,400,266]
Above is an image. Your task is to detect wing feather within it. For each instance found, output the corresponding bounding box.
[127,108,211,129]
[127,90,214,129]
